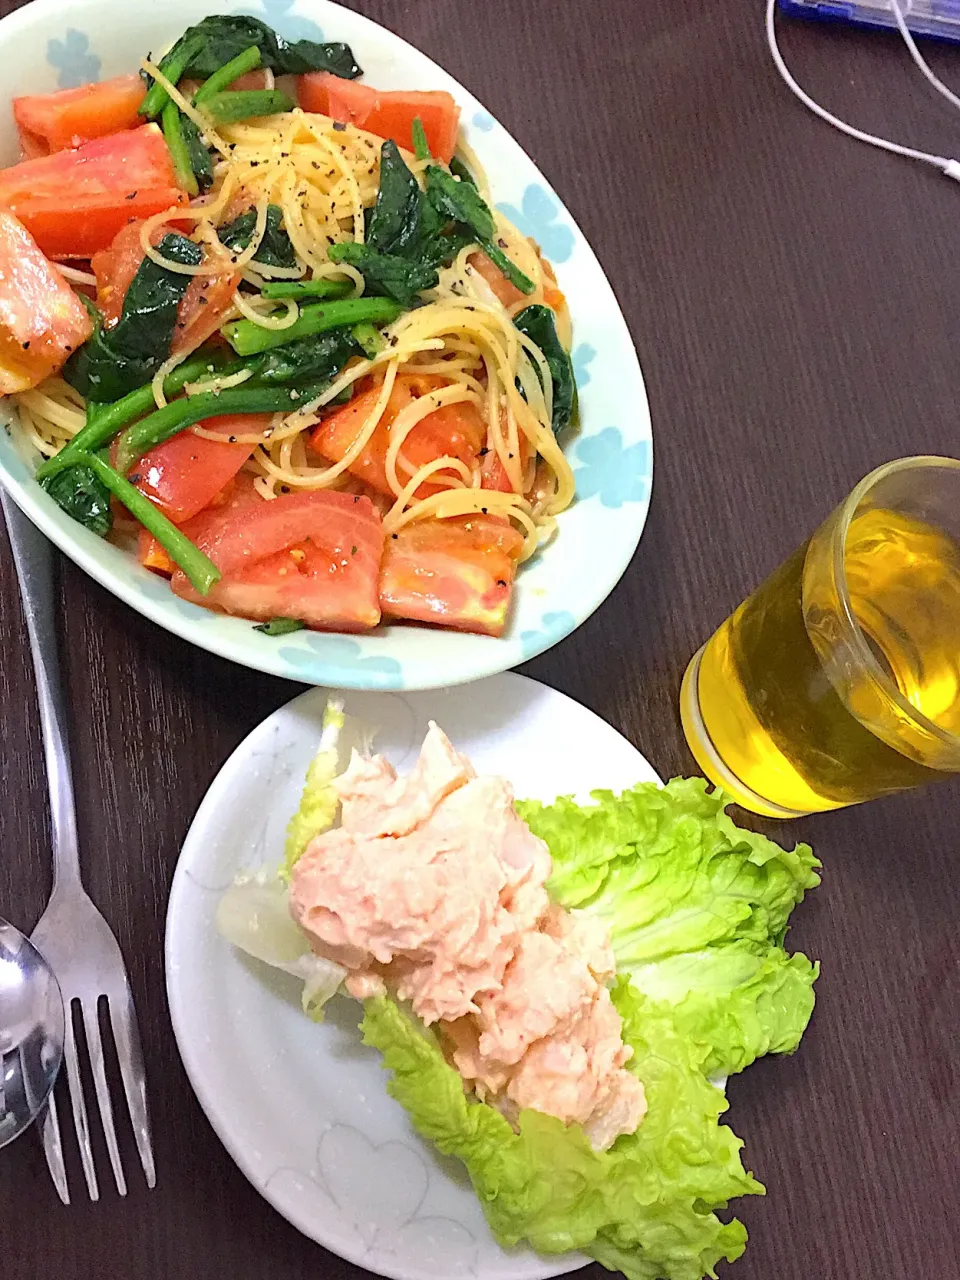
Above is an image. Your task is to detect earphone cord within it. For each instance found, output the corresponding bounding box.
[765,0,960,183]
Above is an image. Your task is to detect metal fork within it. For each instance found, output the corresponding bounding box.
[1,489,156,1202]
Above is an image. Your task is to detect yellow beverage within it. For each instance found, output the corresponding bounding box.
[681,459,960,817]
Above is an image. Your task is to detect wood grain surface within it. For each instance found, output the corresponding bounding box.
[1,1,959,1277]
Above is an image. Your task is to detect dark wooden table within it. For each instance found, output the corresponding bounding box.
[2,1,959,1276]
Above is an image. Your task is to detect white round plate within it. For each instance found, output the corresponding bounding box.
[0,0,652,691]
[166,672,661,1280]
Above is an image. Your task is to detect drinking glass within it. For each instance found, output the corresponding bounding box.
[680,456,960,816]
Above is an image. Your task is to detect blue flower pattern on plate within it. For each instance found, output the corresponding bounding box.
[572,343,596,390]
[278,637,403,687]
[47,30,100,88]
[471,110,494,132]
[233,0,324,41]
[497,185,574,264]
[519,610,576,660]
[574,429,650,509]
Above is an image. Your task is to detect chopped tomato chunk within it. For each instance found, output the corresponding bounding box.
[138,530,176,576]
[13,76,147,157]
[171,479,385,631]
[0,125,184,259]
[0,210,93,393]
[298,75,461,163]
[311,375,485,499]
[471,250,565,314]
[132,415,269,524]
[379,515,523,637]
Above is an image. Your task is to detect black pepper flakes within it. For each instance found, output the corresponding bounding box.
[228,435,237,443]
[21,340,29,350]
[129,473,142,484]
[125,190,138,200]
[478,447,489,456]
[350,545,357,555]
[497,237,507,248]
[481,507,488,514]
[391,532,398,539]
[496,578,507,587]
[332,121,347,132]
[312,161,321,170]
[198,295,208,305]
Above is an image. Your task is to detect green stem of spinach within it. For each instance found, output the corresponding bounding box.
[352,322,384,359]
[114,383,325,472]
[42,452,220,595]
[481,238,535,295]
[193,45,262,106]
[203,89,295,125]
[35,351,231,481]
[259,278,353,301]
[222,297,402,356]
[161,102,199,198]
[411,116,430,161]
[140,33,205,119]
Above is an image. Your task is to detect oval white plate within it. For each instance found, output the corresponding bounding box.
[166,672,661,1280]
[0,0,652,691]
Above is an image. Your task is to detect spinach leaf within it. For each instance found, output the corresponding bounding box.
[181,113,213,192]
[170,16,359,80]
[425,166,495,242]
[425,166,534,295]
[219,205,296,269]
[448,155,477,189]
[513,304,577,437]
[253,617,306,636]
[328,242,438,308]
[253,329,359,386]
[367,141,427,257]
[42,464,113,536]
[65,233,202,402]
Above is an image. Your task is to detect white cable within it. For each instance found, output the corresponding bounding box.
[890,0,960,114]
[765,0,960,178]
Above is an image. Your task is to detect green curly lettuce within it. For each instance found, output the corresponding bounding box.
[517,778,820,1077]
[361,980,761,1280]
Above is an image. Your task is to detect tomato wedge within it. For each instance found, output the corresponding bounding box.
[92,218,240,349]
[171,479,385,630]
[471,250,565,313]
[298,74,460,163]
[132,414,270,524]
[0,125,185,259]
[0,210,93,393]
[379,515,523,637]
[13,76,147,157]
[311,375,485,498]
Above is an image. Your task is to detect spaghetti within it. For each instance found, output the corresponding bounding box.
[10,49,578,625]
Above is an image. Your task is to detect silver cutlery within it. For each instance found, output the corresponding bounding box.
[1,489,156,1202]
[0,916,64,1149]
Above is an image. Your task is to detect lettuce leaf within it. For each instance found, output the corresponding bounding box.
[361,981,762,1280]
[284,698,345,877]
[516,779,820,1076]
[627,942,818,1078]
[216,864,346,1019]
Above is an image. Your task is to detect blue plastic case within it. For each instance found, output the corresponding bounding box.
[779,0,960,44]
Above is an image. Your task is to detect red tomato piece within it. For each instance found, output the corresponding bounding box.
[138,530,176,576]
[13,76,147,157]
[379,515,523,637]
[0,210,93,393]
[173,270,240,357]
[132,415,269,524]
[0,125,185,259]
[471,250,566,314]
[171,482,385,631]
[298,74,461,163]
[311,375,485,498]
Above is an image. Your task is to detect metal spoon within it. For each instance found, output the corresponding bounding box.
[0,916,64,1149]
